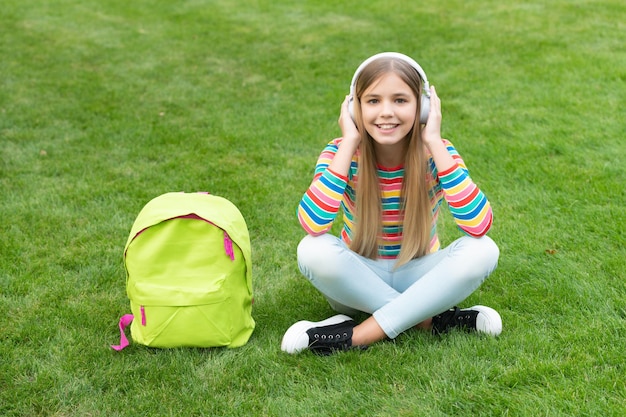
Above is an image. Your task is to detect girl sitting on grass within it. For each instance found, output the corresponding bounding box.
[281,52,502,355]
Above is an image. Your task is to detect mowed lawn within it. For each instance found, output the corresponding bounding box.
[1,0,625,416]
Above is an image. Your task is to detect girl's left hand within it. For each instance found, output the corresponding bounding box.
[422,85,442,145]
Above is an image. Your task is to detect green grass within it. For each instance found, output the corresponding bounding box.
[1,0,625,415]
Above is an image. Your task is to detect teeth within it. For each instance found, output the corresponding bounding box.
[378,124,397,129]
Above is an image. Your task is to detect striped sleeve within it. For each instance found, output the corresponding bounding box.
[437,142,493,237]
[297,140,348,235]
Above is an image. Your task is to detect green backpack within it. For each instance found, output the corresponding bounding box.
[112,192,254,350]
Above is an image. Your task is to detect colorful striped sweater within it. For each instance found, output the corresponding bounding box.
[297,137,493,259]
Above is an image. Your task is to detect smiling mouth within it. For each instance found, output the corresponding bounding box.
[376,124,399,130]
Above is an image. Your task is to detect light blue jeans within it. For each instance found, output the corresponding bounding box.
[297,233,499,339]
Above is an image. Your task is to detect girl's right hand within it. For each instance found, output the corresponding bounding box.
[338,95,361,146]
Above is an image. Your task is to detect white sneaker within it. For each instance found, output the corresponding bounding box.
[281,314,355,355]
[472,305,503,335]
[431,305,502,336]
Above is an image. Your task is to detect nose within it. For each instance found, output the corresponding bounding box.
[380,100,394,117]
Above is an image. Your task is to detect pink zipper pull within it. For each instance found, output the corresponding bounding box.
[141,305,147,326]
[224,231,235,261]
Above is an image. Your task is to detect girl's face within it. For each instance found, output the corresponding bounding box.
[360,72,418,148]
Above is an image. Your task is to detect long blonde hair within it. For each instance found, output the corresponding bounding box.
[349,57,432,266]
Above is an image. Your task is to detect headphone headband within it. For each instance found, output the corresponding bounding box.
[349,52,431,124]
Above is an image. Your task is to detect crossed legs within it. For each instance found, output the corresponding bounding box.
[297,233,500,345]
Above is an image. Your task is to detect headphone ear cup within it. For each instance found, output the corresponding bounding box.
[420,94,430,124]
[348,96,356,122]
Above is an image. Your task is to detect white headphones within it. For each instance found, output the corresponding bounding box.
[348,52,431,124]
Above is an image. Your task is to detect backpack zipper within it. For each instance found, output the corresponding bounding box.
[141,305,147,326]
[224,231,235,261]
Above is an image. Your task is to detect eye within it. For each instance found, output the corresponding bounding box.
[367,98,379,104]
[395,98,408,104]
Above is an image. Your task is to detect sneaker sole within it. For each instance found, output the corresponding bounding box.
[281,314,353,354]
[470,305,502,336]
